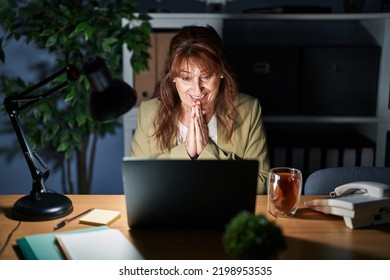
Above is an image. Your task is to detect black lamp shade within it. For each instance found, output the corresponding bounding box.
[89,79,136,121]
[84,56,136,122]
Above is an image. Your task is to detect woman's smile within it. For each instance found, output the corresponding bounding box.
[189,93,208,103]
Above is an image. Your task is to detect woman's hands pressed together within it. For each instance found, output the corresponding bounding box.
[185,101,209,159]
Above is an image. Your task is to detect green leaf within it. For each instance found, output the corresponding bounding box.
[57,142,68,152]
[66,115,75,129]
[75,22,89,33]
[85,25,93,41]
[102,37,118,52]
[65,88,77,102]
[80,76,89,89]
[59,5,71,18]
[33,108,42,119]
[39,28,55,37]
[138,13,152,21]
[103,37,118,45]
[43,130,52,143]
[27,136,37,150]
[71,130,82,143]
[140,22,152,33]
[43,111,52,123]
[60,131,70,143]
[51,123,60,136]
[65,148,73,159]
[46,34,57,47]
[76,113,87,126]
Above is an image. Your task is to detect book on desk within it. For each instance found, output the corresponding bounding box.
[17,226,143,260]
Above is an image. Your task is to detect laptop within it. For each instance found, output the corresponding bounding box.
[122,158,259,230]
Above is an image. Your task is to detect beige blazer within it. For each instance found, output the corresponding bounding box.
[130,93,270,194]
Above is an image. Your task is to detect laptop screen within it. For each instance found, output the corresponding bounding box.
[122,159,259,229]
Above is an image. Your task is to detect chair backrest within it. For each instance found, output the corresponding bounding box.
[303,167,390,195]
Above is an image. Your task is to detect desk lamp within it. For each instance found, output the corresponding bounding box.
[3,50,136,221]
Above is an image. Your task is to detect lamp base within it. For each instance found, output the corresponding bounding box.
[13,192,73,221]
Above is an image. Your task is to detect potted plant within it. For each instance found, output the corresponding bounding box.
[0,0,151,194]
[223,211,287,259]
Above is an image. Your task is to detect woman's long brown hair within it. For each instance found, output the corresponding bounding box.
[154,25,238,151]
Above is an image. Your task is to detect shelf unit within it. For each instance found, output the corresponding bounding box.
[122,13,390,170]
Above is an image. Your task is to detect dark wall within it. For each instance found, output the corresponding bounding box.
[134,0,382,14]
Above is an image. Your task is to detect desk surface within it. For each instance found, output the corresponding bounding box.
[1,194,389,260]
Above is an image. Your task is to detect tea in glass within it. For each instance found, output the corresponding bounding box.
[267,167,302,217]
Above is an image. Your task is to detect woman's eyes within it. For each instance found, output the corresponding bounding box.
[179,75,212,82]
[180,76,191,81]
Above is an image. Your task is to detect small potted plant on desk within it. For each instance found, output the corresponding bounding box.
[223,211,286,260]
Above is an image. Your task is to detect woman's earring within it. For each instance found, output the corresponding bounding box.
[173,79,176,83]
[220,75,224,79]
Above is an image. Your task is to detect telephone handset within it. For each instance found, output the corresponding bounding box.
[329,181,390,198]
[305,181,390,229]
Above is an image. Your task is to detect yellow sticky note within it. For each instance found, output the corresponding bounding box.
[79,209,121,226]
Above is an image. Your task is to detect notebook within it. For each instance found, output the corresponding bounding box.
[56,228,143,260]
[17,226,109,260]
[122,158,259,229]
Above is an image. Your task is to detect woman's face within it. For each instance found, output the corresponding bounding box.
[174,62,221,114]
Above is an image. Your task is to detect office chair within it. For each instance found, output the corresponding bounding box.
[303,166,390,195]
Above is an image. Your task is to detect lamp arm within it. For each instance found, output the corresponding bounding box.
[5,65,79,109]
[4,108,50,198]
[2,65,80,200]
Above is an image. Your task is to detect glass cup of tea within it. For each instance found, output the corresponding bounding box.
[267,167,302,217]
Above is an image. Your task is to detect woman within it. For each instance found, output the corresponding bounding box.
[130,25,270,193]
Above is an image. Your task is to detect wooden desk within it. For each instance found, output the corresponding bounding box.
[1,195,389,260]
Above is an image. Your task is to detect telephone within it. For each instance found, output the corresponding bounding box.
[329,181,390,198]
[305,181,390,229]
